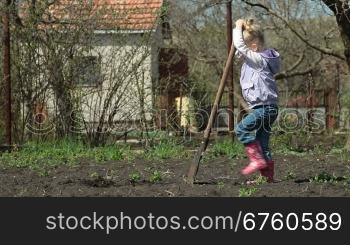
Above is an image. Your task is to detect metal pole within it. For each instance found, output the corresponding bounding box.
[2,0,12,146]
[226,1,235,140]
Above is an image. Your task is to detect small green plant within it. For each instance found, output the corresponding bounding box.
[238,187,258,197]
[253,175,268,185]
[284,171,296,181]
[89,172,99,178]
[149,170,163,183]
[217,181,225,189]
[129,172,142,182]
[310,171,339,183]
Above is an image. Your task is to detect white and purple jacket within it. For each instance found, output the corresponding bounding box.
[233,27,280,109]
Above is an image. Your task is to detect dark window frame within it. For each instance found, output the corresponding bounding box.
[74,56,103,87]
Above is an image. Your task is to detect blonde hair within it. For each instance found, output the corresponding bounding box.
[243,19,265,45]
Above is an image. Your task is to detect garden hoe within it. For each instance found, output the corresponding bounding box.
[185,43,236,184]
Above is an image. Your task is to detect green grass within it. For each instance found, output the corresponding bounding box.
[1,133,348,175]
[211,140,244,159]
[91,145,133,163]
[145,139,187,160]
[270,132,346,155]
[271,133,307,155]
[0,139,132,170]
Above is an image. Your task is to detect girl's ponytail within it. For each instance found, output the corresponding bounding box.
[242,19,265,44]
[243,19,256,32]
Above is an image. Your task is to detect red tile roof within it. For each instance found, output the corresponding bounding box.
[23,0,165,31]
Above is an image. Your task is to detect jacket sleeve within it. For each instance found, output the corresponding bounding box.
[233,27,265,68]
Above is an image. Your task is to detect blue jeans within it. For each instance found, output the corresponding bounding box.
[235,105,279,161]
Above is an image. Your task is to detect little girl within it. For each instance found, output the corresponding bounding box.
[233,19,280,183]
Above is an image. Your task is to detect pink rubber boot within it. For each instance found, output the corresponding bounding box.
[260,160,274,183]
[241,141,268,176]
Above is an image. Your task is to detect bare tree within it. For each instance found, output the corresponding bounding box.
[9,0,160,146]
[170,0,340,113]
[321,0,350,67]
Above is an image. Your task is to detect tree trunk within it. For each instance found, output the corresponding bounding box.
[51,62,74,139]
[55,84,74,138]
[334,10,350,147]
[322,0,350,148]
[2,0,12,146]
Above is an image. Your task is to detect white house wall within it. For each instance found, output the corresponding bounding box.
[38,32,158,130]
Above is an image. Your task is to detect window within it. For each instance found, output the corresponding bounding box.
[74,56,102,86]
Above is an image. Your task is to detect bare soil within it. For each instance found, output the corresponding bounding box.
[1,153,350,197]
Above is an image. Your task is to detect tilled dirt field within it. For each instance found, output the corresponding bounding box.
[1,153,350,197]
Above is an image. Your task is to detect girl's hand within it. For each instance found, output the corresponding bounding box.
[235,19,245,29]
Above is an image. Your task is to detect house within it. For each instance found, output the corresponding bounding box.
[18,0,188,135]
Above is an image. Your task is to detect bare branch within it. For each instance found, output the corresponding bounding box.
[285,48,306,73]
[275,53,324,80]
[241,0,345,61]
